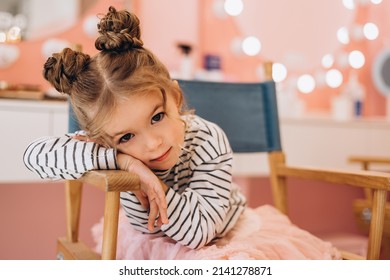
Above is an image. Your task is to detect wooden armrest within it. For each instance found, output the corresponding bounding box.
[340,250,365,260]
[78,170,141,192]
[276,165,390,190]
[276,164,389,260]
[348,156,390,165]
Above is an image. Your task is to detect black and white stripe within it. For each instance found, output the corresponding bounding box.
[119,115,246,249]
[23,133,117,180]
[23,115,246,249]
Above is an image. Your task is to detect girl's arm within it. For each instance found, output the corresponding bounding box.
[23,134,117,180]
[160,152,236,249]
[24,134,169,229]
[120,140,243,249]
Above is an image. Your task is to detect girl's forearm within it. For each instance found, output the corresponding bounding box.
[23,135,117,180]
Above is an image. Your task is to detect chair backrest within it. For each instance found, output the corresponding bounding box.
[68,80,282,153]
[178,80,281,153]
[68,101,80,133]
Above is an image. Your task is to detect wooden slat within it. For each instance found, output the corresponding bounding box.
[276,165,390,191]
[367,189,387,260]
[340,250,365,260]
[268,152,288,214]
[57,237,100,260]
[65,180,83,242]
[79,170,141,192]
[101,192,121,260]
[349,156,390,165]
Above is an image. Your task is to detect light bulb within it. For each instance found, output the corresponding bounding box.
[322,54,334,69]
[325,69,343,88]
[224,0,244,16]
[242,36,261,56]
[272,63,288,82]
[363,22,379,40]
[297,74,316,94]
[337,27,350,44]
[342,0,356,10]
[349,50,365,69]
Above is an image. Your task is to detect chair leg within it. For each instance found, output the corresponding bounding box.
[268,151,288,214]
[367,189,387,259]
[101,191,121,260]
[65,180,83,242]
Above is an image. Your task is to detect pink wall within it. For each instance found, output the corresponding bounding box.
[0,182,105,260]
[1,0,389,116]
[197,0,390,116]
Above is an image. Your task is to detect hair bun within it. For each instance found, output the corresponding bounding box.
[43,48,91,94]
[95,6,144,52]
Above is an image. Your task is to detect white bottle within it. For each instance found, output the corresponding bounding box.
[178,44,193,80]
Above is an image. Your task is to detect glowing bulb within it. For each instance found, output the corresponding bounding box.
[337,27,350,44]
[242,36,261,56]
[322,54,334,69]
[325,69,343,88]
[7,26,21,42]
[272,63,287,82]
[224,0,244,16]
[370,0,382,4]
[297,74,316,94]
[342,0,355,10]
[363,22,379,40]
[349,50,365,69]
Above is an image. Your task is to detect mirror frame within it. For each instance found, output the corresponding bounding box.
[372,48,390,97]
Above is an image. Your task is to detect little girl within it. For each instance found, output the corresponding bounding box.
[24,6,340,259]
[24,6,246,250]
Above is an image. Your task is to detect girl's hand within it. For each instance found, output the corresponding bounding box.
[71,134,168,230]
[117,153,169,231]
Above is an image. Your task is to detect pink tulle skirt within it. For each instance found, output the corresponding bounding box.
[91,205,341,260]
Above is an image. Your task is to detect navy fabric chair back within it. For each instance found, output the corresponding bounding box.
[68,102,80,133]
[68,80,282,153]
[178,80,282,153]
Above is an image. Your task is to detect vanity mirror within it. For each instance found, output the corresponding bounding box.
[0,0,97,41]
[372,48,390,96]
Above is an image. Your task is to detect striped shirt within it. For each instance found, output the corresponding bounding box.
[23,114,246,249]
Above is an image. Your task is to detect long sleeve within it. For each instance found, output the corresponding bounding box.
[161,151,236,249]
[23,134,118,180]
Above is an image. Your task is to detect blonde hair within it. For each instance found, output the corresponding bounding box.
[43,6,184,146]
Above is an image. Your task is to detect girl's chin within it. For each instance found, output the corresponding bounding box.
[150,162,176,172]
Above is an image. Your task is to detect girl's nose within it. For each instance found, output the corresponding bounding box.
[144,133,163,151]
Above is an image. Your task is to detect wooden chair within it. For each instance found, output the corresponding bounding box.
[348,156,390,258]
[58,80,390,260]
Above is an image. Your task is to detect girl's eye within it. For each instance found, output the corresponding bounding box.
[151,112,165,124]
[119,133,134,144]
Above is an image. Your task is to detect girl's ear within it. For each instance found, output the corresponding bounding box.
[171,80,184,108]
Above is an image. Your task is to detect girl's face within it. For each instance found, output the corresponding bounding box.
[104,89,185,171]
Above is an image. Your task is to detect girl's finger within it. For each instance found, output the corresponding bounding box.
[155,196,169,224]
[157,215,163,228]
[133,190,149,210]
[147,199,159,231]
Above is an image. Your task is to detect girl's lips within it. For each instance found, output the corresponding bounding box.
[151,147,172,162]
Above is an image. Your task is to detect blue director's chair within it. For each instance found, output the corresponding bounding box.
[60,80,389,260]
